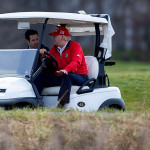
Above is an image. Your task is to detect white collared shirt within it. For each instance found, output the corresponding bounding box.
[57,42,68,57]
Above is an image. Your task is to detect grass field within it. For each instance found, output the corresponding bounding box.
[105,61,150,111]
[0,61,150,150]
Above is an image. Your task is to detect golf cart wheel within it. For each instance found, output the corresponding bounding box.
[98,98,126,111]
[5,103,36,110]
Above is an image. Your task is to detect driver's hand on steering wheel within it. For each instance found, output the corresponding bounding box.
[40,48,47,57]
[56,69,68,75]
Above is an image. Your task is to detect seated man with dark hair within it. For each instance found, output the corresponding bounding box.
[25,29,48,50]
[25,29,49,70]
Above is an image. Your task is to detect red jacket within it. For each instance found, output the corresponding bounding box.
[49,41,87,76]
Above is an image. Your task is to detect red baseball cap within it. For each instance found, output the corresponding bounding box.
[49,26,69,36]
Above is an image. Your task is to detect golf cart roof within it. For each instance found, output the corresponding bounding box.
[0,11,108,26]
[0,11,108,36]
[0,11,114,59]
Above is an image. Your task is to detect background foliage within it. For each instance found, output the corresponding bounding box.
[0,0,149,61]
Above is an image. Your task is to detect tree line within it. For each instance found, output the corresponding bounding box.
[0,0,149,61]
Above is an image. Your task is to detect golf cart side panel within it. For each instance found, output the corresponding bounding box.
[43,96,58,107]
[65,87,122,111]
[0,77,36,99]
[0,97,38,107]
[42,87,122,111]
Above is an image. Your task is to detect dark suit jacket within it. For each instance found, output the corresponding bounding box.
[28,44,49,71]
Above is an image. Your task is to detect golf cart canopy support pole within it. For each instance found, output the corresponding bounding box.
[31,18,49,76]
[94,23,100,57]
[94,23,107,87]
[30,18,49,99]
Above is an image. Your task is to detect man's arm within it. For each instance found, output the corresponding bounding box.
[64,43,83,73]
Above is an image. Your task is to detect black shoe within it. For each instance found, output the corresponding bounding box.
[57,103,63,108]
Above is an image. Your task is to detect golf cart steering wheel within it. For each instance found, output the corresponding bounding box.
[43,51,58,73]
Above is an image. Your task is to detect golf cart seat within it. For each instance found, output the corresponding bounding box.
[41,56,99,95]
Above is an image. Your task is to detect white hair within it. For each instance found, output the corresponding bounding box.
[63,36,71,41]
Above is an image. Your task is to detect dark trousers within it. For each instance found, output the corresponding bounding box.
[34,72,89,106]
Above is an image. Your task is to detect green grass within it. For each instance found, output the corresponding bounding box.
[105,61,150,111]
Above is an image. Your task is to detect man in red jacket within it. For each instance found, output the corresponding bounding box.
[35,26,88,107]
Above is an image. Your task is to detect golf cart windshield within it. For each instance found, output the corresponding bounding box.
[0,49,37,77]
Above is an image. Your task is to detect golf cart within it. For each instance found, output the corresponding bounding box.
[0,11,126,111]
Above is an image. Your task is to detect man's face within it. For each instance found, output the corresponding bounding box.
[27,34,39,49]
[53,35,63,46]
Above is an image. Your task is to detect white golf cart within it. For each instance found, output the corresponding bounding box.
[0,11,125,111]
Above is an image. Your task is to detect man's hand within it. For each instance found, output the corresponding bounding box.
[40,48,47,57]
[56,69,68,75]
